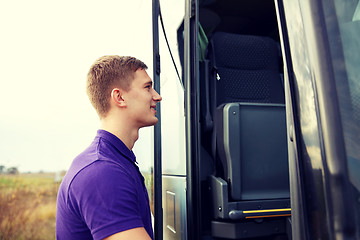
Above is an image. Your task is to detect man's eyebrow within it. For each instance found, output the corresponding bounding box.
[144,81,153,86]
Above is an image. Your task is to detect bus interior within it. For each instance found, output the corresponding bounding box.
[191,0,291,239]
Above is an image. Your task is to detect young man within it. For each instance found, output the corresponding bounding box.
[56,56,162,240]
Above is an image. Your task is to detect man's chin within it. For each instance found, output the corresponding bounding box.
[151,118,159,126]
[140,118,159,128]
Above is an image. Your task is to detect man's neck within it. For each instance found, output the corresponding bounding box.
[100,117,139,150]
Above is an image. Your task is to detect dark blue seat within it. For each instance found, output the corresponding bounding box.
[207,32,290,239]
[209,32,284,107]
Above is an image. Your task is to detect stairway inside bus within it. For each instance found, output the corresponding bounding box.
[197,0,291,239]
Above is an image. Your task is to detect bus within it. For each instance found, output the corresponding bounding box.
[149,0,360,239]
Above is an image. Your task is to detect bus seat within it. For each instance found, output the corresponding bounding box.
[215,103,289,201]
[207,32,290,238]
[209,32,285,106]
[210,103,290,233]
[201,32,286,135]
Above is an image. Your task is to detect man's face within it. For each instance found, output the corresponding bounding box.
[123,69,162,128]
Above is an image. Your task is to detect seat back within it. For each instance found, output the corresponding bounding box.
[216,103,289,201]
[208,32,289,202]
[209,32,284,106]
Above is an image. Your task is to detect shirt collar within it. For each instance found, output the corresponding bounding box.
[96,129,137,164]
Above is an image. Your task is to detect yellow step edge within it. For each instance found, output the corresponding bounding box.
[243,208,291,214]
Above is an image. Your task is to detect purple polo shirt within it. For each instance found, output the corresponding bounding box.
[56,130,153,240]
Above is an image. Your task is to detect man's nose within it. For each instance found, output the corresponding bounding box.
[153,90,162,102]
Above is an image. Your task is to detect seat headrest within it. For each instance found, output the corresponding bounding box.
[211,32,279,71]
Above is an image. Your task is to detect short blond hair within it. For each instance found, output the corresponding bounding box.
[86,55,147,118]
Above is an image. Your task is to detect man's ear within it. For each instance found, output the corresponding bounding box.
[111,88,126,107]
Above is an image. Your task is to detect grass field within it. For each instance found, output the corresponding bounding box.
[0,173,59,240]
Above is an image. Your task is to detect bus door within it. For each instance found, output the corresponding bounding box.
[153,0,190,240]
[278,0,360,238]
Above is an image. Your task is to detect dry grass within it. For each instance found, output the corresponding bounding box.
[0,173,59,240]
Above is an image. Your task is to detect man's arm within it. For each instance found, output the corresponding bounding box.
[103,227,152,240]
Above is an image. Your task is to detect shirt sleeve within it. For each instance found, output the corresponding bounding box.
[68,160,144,240]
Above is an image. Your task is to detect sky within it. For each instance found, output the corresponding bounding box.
[0,0,155,172]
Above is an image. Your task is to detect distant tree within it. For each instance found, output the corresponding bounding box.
[7,167,19,175]
[0,165,5,173]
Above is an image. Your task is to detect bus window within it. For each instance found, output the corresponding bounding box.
[158,0,186,176]
[157,1,187,240]
[325,0,360,224]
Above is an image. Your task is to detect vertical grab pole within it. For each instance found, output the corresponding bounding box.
[184,0,201,239]
[152,0,163,239]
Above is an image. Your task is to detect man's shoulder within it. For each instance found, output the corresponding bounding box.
[58,158,133,212]
[59,139,131,197]
[63,136,129,183]
[56,160,139,240]
[63,157,130,191]
[72,160,130,190]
